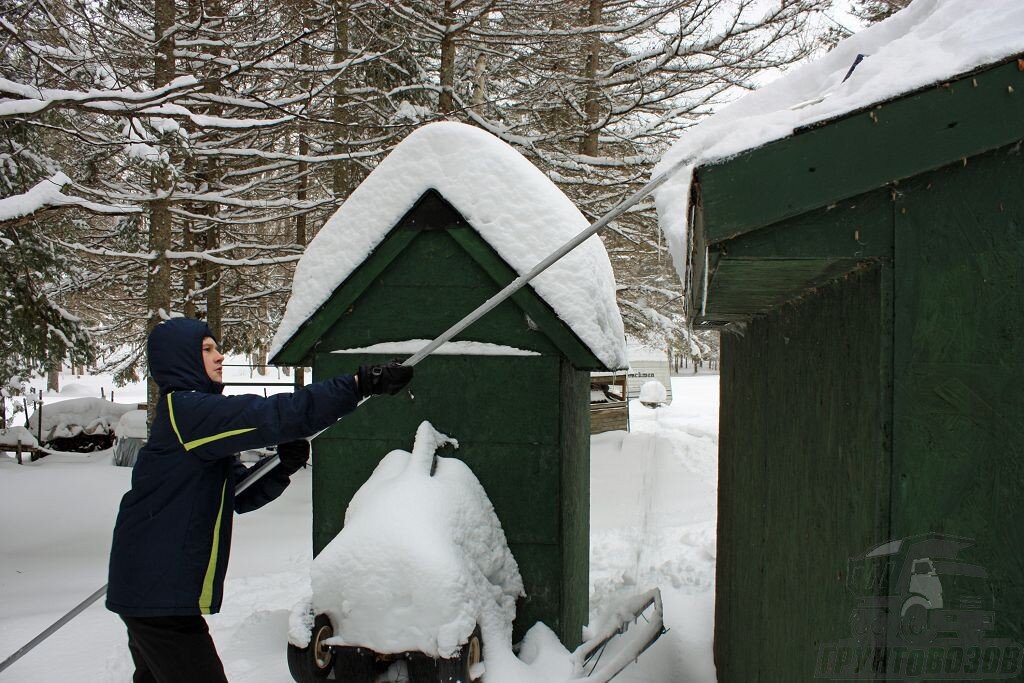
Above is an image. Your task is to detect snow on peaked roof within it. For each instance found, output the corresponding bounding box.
[653,0,1024,287]
[270,121,627,369]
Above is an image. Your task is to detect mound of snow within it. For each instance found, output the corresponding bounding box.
[26,398,135,441]
[271,121,627,370]
[113,410,148,439]
[304,422,524,659]
[639,381,667,405]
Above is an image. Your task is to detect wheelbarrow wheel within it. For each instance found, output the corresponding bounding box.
[287,614,335,682]
[408,628,483,682]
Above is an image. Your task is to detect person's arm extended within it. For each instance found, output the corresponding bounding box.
[166,374,360,460]
[232,439,310,512]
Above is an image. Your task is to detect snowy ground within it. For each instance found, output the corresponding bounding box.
[0,370,718,682]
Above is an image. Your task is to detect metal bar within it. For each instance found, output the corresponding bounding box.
[0,585,108,674]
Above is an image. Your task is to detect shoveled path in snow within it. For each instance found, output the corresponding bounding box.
[589,374,719,682]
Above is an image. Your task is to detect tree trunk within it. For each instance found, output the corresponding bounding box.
[332,0,352,199]
[580,0,602,156]
[46,367,59,393]
[471,14,489,111]
[148,0,176,413]
[295,6,313,388]
[439,0,456,114]
[183,218,197,318]
[202,0,224,339]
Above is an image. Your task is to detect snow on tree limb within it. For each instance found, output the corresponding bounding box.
[0,174,139,223]
[0,76,202,120]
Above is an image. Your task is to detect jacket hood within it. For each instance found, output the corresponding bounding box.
[147,318,223,395]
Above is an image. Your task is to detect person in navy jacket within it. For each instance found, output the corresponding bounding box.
[107,317,411,682]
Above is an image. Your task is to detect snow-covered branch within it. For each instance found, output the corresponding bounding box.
[0,174,140,223]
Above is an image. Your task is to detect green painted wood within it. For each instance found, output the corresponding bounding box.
[446,226,606,370]
[508,544,564,643]
[716,267,889,681]
[559,360,590,649]
[700,257,868,323]
[718,188,893,260]
[696,57,1024,243]
[318,230,564,356]
[270,228,419,365]
[311,353,563,549]
[890,142,1024,646]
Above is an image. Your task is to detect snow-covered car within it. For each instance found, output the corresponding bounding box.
[287,422,524,683]
[27,398,136,452]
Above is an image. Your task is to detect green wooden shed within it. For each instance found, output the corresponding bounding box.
[655,6,1024,680]
[270,122,628,648]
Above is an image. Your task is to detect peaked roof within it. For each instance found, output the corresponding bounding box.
[270,122,627,369]
[271,190,611,370]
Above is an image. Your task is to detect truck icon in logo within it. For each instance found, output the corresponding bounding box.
[816,533,1021,680]
[847,534,995,646]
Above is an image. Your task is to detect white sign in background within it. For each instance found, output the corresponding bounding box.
[625,360,673,403]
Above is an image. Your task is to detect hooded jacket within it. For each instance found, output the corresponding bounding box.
[106,318,361,616]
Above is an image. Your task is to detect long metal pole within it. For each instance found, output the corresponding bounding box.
[237,155,688,497]
[0,587,107,673]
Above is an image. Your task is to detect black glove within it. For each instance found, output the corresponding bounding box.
[276,439,310,476]
[356,362,413,398]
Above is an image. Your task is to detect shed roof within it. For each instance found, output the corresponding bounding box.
[270,122,627,370]
[653,0,1024,288]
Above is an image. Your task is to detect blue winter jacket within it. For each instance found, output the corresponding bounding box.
[106,318,360,616]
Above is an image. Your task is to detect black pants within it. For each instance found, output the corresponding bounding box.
[121,615,228,683]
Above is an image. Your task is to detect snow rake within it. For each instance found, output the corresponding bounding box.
[237,151,692,496]
[573,589,666,682]
[0,153,689,676]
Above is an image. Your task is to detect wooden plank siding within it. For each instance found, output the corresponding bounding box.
[716,266,890,680]
[590,403,628,434]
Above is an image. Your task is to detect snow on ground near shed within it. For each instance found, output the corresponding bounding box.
[653,0,1024,282]
[0,372,717,682]
[270,121,628,370]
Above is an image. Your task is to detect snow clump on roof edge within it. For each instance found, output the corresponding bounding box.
[653,0,1024,285]
[270,121,627,369]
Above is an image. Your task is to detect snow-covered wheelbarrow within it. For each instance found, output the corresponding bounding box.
[286,423,664,682]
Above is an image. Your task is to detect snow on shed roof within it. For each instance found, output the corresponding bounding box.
[653,0,1024,282]
[271,121,627,369]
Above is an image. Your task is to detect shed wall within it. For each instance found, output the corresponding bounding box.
[309,228,592,647]
[716,267,890,680]
[891,142,1024,645]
